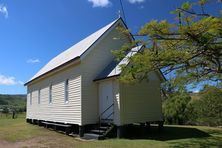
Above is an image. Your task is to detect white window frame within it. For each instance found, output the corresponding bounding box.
[65,79,69,103]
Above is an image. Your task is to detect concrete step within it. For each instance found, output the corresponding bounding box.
[101,119,113,124]
[90,129,106,135]
[82,133,104,140]
[81,123,114,140]
[99,126,110,130]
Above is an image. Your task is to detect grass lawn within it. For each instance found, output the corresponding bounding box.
[0,114,222,148]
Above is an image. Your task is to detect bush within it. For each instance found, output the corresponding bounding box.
[163,92,191,125]
[163,85,222,126]
[188,86,222,126]
[2,106,9,114]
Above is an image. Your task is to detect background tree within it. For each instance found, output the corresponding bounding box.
[114,0,222,86]
[2,106,9,117]
[2,106,9,114]
[187,85,222,126]
[163,91,191,124]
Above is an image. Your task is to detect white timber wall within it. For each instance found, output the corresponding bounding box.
[113,79,121,125]
[26,64,82,125]
[81,25,130,125]
[96,79,121,125]
[26,93,30,117]
[120,72,163,125]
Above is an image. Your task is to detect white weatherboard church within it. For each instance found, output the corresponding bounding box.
[25,18,165,139]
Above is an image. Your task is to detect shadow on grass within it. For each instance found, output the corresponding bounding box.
[168,136,222,148]
[122,125,210,141]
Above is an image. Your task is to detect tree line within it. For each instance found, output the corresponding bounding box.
[163,85,222,126]
[0,94,26,115]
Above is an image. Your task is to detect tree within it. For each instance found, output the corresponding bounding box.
[188,86,222,126]
[163,92,191,124]
[2,106,9,114]
[114,0,222,85]
[2,106,9,117]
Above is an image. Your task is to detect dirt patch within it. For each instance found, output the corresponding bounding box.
[0,136,55,148]
[0,135,90,148]
[0,140,13,148]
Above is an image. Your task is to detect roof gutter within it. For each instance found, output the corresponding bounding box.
[93,74,120,82]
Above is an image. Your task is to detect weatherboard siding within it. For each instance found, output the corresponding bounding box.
[113,80,121,125]
[120,72,163,125]
[32,90,39,119]
[26,93,31,118]
[81,25,130,125]
[26,65,82,125]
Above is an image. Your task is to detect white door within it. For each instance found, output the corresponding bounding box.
[99,81,114,121]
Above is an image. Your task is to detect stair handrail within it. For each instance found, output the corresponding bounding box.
[99,103,114,121]
[98,103,114,133]
[103,111,114,121]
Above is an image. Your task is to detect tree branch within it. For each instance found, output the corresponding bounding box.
[178,8,215,18]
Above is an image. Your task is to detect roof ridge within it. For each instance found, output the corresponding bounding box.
[25,18,122,85]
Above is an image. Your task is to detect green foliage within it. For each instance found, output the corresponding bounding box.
[115,0,222,85]
[2,106,9,114]
[0,94,26,113]
[198,0,208,5]
[164,85,222,126]
[163,92,191,125]
[181,1,191,10]
[187,86,222,126]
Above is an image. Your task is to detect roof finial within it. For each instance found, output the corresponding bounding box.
[119,0,127,24]
[118,10,121,18]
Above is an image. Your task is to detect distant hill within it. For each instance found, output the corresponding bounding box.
[0,94,26,112]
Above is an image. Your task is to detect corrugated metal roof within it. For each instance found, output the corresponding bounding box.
[26,18,120,84]
[94,45,143,81]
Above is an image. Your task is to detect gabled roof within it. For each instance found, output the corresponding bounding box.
[94,45,143,81]
[25,18,127,85]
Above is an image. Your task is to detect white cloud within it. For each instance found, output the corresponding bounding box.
[18,81,24,85]
[0,74,22,85]
[88,0,111,7]
[27,59,40,64]
[128,0,145,4]
[0,4,8,18]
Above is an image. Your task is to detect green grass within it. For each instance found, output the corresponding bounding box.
[0,113,52,142]
[0,114,222,148]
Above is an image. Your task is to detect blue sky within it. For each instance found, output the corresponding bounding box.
[0,0,220,94]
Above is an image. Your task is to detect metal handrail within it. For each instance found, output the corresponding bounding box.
[99,103,114,120]
[103,111,114,121]
[98,103,114,127]
[98,103,114,136]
